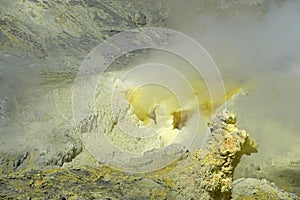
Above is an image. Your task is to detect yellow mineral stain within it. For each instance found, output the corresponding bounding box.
[190,78,243,116]
[128,84,180,125]
[127,78,243,126]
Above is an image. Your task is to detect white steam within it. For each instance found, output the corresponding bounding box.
[163,0,300,158]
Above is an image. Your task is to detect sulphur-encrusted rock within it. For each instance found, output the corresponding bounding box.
[164,109,258,199]
[0,109,258,199]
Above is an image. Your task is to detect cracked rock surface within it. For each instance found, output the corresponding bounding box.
[0,109,258,199]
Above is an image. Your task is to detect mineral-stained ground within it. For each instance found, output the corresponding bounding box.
[0,109,296,200]
[1,0,300,199]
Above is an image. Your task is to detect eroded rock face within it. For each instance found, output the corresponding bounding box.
[0,0,168,65]
[0,134,82,175]
[0,0,169,176]
[165,109,258,199]
[1,1,298,199]
[0,110,258,199]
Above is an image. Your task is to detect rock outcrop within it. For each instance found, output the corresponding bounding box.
[0,109,258,199]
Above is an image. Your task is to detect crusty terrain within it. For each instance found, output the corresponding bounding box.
[0,109,258,199]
